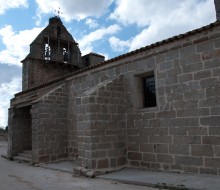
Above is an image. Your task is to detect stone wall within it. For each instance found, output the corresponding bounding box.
[31,84,68,163]
[9,21,220,175]
[125,28,220,175]
[75,76,127,169]
[22,60,74,90]
[66,23,220,175]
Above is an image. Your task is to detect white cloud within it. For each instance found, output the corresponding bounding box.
[85,18,99,29]
[0,25,44,66]
[110,0,216,51]
[0,77,21,128]
[109,36,130,52]
[35,0,114,23]
[0,0,28,14]
[78,24,121,55]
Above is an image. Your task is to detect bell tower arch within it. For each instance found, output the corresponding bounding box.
[21,16,82,90]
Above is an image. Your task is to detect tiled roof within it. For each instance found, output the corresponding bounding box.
[16,21,219,97]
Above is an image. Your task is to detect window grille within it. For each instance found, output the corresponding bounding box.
[143,75,156,108]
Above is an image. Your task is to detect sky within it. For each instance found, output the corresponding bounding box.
[0,0,216,128]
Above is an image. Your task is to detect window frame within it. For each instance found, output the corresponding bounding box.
[133,70,158,111]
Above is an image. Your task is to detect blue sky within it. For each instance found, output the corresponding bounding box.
[0,0,216,128]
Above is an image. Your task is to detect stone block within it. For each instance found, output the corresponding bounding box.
[200,78,219,89]
[177,108,209,117]
[203,136,220,145]
[171,100,199,110]
[159,61,173,71]
[191,145,213,156]
[180,45,195,57]
[187,127,208,136]
[97,159,109,169]
[200,116,220,126]
[205,158,220,168]
[178,73,193,83]
[210,106,220,115]
[157,154,174,164]
[143,153,156,162]
[128,152,142,161]
[160,118,199,127]
[206,86,220,98]
[108,149,121,157]
[140,144,153,152]
[196,41,214,52]
[39,155,50,163]
[199,97,220,107]
[153,144,168,153]
[184,90,205,100]
[156,110,176,118]
[110,158,116,167]
[117,157,126,166]
[183,62,203,74]
[200,168,218,175]
[214,145,220,156]
[173,136,201,145]
[155,128,168,136]
[194,70,211,80]
[97,143,112,149]
[169,127,187,136]
[166,49,180,61]
[91,150,107,158]
[214,37,220,48]
[149,136,172,144]
[204,59,220,69]
[183,166,198,174]
[169,144,189,155]
[130,161,140,167]
[209,127,220,135]
[156,54,165,64]
[175,156,203,166]
[146,57,156,68]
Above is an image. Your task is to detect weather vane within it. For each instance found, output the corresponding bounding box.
[55,7,63,17]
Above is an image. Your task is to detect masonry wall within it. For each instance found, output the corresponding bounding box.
[74,76,127,170]
[22,60,74,90]
[31,84,68,163]
[125,30,220,175]
[66,24,220,175]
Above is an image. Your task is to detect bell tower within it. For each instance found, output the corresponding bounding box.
[21,16,82,90]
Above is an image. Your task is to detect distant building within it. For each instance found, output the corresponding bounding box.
[7,0,220,176]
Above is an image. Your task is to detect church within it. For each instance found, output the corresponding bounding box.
[7,1,220,176]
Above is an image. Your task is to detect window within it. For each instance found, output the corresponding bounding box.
[143,75,156,108]
[57,26,61,38]
[44,44,51,60]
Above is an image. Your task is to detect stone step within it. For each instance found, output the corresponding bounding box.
[18,152,32,159]
[13,156,31,163]
[22,150,32,154]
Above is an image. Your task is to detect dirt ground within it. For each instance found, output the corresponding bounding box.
[0,141,160,190]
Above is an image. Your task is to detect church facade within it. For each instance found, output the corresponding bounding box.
[8,1,220,175]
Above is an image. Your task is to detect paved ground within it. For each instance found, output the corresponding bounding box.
[0,141,159,190]
[98,168,220,190]
[2,141,220,190]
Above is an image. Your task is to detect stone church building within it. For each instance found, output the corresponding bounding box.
[7,1,220,175]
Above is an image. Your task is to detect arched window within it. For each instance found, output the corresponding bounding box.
[57,26,61,38]
[45,44,51,60]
